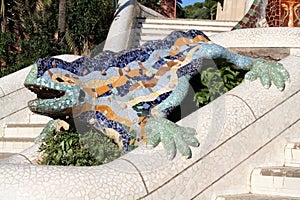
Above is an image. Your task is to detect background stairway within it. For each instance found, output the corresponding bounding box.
[131,17,237,48]
[216,142,300,200]
[0,113,49,159]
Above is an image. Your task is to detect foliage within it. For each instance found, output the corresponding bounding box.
[138,0,184,18]
[183,0,218,20]
[66,0,114,55]
[192,60,245,107]
[0,0,114,78]
[137,0,163,13]
[39,128,123,166]
[176,0,186,18]
[0,1,67,77]
[0,31,16,77]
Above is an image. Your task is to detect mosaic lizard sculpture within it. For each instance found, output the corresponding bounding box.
[24,30,289,159]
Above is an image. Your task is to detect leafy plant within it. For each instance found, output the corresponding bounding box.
[183,0,218,20]
[0,0,115,78]
[137,0,163,12]
[39,128,123,166]
[192,60,245,107]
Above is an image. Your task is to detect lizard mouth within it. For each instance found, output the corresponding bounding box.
[25,84,73,115]
[26,84,66,100]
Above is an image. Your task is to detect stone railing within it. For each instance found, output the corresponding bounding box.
[103,0,164,52]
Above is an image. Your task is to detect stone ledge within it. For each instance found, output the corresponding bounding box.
[285,142,300,167]
[251,167,300,197]
[290,48,300,57]
[227,47,290,61]
[211,27,300,48]
[216,193,300,200]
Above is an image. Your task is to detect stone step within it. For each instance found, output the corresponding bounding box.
[136,23,232,32]
[132,32,217,48]
[28,113,52,124]
[137,18,237,27]
[135,28,220,37]
[133,32,217,47]
[0,137,35,154]
[132,18,234,49]
[285,142,300,167]
[138,31,218,40]
[250,167,300,197]
[216,193,300,200]
[3,123,45,138]
[0,153,15,159]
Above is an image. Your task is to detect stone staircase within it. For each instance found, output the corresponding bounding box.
[216,142,300,200]
[131,17,237,48]
[0,113,49,159]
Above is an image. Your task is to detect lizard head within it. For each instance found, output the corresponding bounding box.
[24,58,89,119]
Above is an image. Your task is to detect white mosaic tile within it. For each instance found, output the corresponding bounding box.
[191,110,300,198]
[0,159,147,199]
[290,48,300,57]
[227,55,300,118]
[0,86,4,98]
[285,142,300,167]
[121,94,255,196]
[142,83,300,199]
[0,66,31,95]
[211,28,300,48]
[0,88,34,120]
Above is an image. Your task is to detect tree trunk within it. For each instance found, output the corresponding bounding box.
[58,0,66,43]
[1,0,6,32]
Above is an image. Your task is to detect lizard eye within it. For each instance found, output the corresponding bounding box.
[56,77,65,83]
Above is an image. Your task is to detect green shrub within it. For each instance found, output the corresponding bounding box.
[39,128,123,166]
[0,0,114,78]
[192,60,245,107]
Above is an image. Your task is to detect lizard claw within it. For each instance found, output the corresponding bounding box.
[245,59,289,91]
[145,118,199,160]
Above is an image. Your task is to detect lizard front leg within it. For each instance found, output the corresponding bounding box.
[146,76,200,160]
[195,43,290,90]
[145,118,199,160]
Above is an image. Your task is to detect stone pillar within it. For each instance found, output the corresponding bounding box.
[216,0,247,21]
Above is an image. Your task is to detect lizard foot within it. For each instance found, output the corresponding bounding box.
[245,58,290,91]
[145,118,199,160]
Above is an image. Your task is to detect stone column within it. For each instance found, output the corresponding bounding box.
[216,0,247,21]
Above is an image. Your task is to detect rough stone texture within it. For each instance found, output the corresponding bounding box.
[211,27,300,48]
[0,67,31,96]
[290,48,300,57]
[0,159,147,199]
[217,194,300,200]
[227,47,290,61]
[227,55,300,118]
